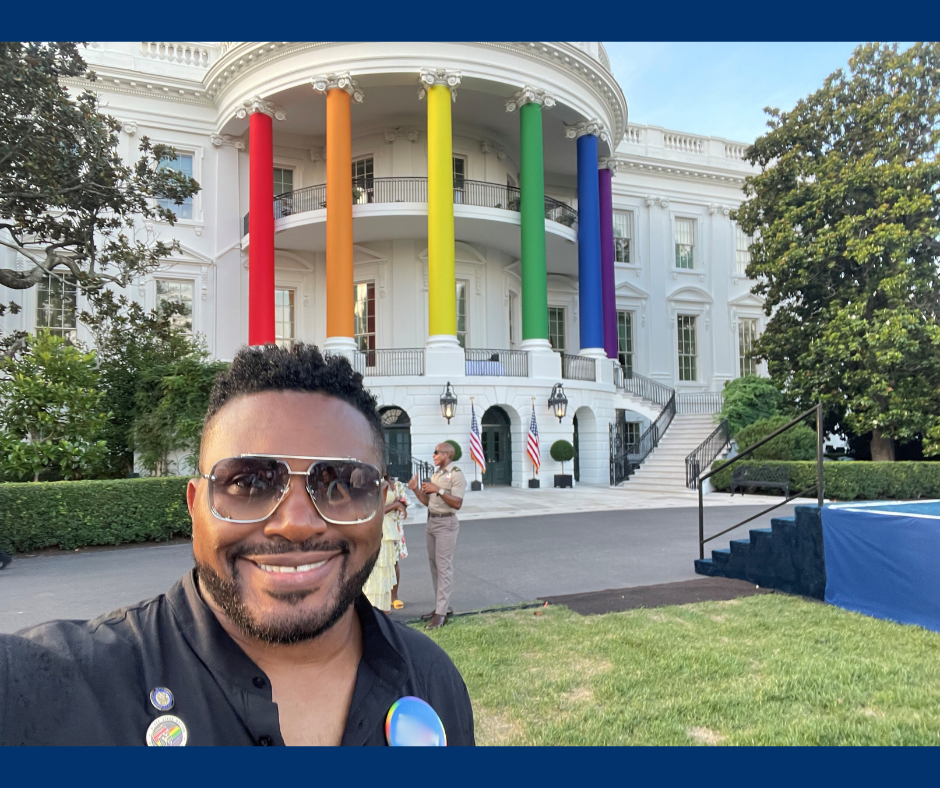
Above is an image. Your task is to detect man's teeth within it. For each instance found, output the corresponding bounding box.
[256,560,328,573]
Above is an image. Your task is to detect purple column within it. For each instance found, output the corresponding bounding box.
[598,166,618,359]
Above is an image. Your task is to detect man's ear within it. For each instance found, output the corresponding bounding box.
[186,478,199,518]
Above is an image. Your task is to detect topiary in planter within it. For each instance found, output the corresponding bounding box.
[550,439,575,474]
[445,440,462,462]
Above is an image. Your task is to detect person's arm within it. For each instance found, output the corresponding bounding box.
[441,470,467,511]
[438,491,463,510]
[408,474,430,506]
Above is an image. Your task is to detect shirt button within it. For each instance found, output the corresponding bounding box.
[258,735,273,746]
[252,676,266,689]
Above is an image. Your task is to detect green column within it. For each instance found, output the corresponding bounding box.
[519,101,549,342]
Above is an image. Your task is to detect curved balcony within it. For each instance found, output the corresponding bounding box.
[242,177,578,237]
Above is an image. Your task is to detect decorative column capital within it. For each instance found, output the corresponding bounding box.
[505,86,556,112]
[564,119,609,144]
[708,203,731,216]
[418,68,461,101]
[235,96,286,121]
[384,127,420,143]
[309,146,325,161]
[480,139,506,159]
[210,133,246,150]
[120,121,138,136]
[598,157,619,176]
[311,72,364,103]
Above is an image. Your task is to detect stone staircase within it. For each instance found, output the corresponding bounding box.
[621,414,722,494]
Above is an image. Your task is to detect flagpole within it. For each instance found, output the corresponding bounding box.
[470,396,477,485]
[531,396,536,481]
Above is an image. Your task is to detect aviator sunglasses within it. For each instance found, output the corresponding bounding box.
[202,454,384,525]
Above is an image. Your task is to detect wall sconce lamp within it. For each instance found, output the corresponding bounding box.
[440,381,457,423]
[548,383,568,423]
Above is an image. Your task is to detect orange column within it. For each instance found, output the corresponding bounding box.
[313,73,363,353]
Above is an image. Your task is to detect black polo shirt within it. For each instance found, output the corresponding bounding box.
[0,570,475,746]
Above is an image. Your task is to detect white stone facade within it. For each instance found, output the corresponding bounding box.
[0,42,764,487]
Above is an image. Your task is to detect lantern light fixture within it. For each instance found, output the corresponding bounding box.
[440,381,457,423]
[548,383,568,422]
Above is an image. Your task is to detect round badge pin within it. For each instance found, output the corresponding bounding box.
[150,687,174,712]
[385,696,447,746]
[146,714,188,747]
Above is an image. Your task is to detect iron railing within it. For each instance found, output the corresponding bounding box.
[697,404,825,560]
[464,349,529,377]
[384,444,434,484]
[355,348,425,377]
[677,392,724,414]
[610,392,677,485]
[614,366,675,409]
[561,353,596,382]
[685,419,731,489]
[242,177,579,236]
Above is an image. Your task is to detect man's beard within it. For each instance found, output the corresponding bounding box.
[196,538,380,645]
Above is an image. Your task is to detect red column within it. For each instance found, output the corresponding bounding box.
[248,110,275,345]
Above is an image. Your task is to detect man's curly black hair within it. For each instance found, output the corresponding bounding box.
[203,343,385,467]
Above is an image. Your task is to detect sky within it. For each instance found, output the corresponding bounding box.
[604,42,876,144]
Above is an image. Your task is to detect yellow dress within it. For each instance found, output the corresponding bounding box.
[362,484,406,611]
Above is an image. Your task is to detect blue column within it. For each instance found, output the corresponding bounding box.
[576,133,604,352]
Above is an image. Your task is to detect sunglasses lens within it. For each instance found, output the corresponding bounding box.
[208,457,287,522]
[308,461,382,523]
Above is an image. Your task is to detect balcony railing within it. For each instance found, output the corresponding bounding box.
[614,366,676,409]
[354,348,425,377]
[676,392,724,414]
[464,349,528,377]
[242,177,578,236]
[560,353,596,382]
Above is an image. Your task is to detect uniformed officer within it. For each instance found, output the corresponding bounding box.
[408,443,467,631]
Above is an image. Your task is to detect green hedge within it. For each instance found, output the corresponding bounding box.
[0,477,192,554]
[710,460,940,501]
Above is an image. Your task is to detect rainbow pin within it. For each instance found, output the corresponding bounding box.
[385,697,446,746]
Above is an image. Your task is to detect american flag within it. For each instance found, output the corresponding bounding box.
[469,402,486,474]
[527,405,540,473]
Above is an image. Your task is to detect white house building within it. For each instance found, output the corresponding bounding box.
[0,41,765,489]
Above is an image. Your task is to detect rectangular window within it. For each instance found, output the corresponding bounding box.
[508,291,518,350]
[352,157,374,204]
[156,278,195,335]
[456,280,468,348]
[157,152,194,220]
[548,306,566,352]
[677,314,697,381]
[625,421,640,447]
[739,318,758,377]
[354,282,376,361]
[735,224,752,275]
[613,212,633,264]
[273,168,294,218]
[36,273,78,341]
[675,217,695,269]
[274,288,295,349]
[617,310,634,373]
[453,156,467,203]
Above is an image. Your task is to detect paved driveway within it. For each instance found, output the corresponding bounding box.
[0,504,795,633]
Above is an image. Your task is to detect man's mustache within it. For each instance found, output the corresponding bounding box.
[227,539,352,559]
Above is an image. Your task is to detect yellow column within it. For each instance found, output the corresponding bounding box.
[421,69,460,339]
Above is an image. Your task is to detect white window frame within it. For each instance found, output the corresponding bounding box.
[548,305,567,353]
[352,156,374,205]
[675,217,696,270]
[155,277,197,336]
[738,316,759,377]
[35,272,78,341]
[456,279,469,348]
[354,280,377,355]
[676,313,698,382]
[453,155,468,204]
[274,287,296,349]
[613,211,634,265]
[617,310,635,373]
[735,224,752,276]
[154,145,201,224]
[508,290,519,350]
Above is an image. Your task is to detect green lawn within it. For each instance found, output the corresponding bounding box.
[421,595,940,745]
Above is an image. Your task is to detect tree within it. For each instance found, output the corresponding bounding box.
[736,43,940,461]
[550,439,575,474]
[718,375,784,435]
[79,290,204,477]
[0,330,111,481]
[0,42,200,315]
[734,415,818,461]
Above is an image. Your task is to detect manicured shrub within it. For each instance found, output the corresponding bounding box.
[445,440,462,462]
[735,415,818,461]
[550,440,575,474]
[0,477,191,554]
[719,375,784,435]
[710,460,940,501]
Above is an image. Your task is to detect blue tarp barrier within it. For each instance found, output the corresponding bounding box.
[822,501,940,633]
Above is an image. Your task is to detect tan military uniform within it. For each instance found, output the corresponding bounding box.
[425,462,467,616]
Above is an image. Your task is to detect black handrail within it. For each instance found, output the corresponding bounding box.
[614,366,675,409]
[560,353,596,382]
[697,404,825,559]
[685,419,731,489]
[610,392,677,485]
[677,393,724,415]
[241,177,579,236]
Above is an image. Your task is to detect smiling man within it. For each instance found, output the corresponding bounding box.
[0,344,475,746]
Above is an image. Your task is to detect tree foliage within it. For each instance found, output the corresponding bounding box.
[550,439,575,474]
[0,330,111,482]
[719,375,784,435]
[0,42,200,314]
[735,43,940,460]
[734,415,818,461]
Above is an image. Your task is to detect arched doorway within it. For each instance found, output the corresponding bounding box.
[481,406,512,486]
[379,406,411,481]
